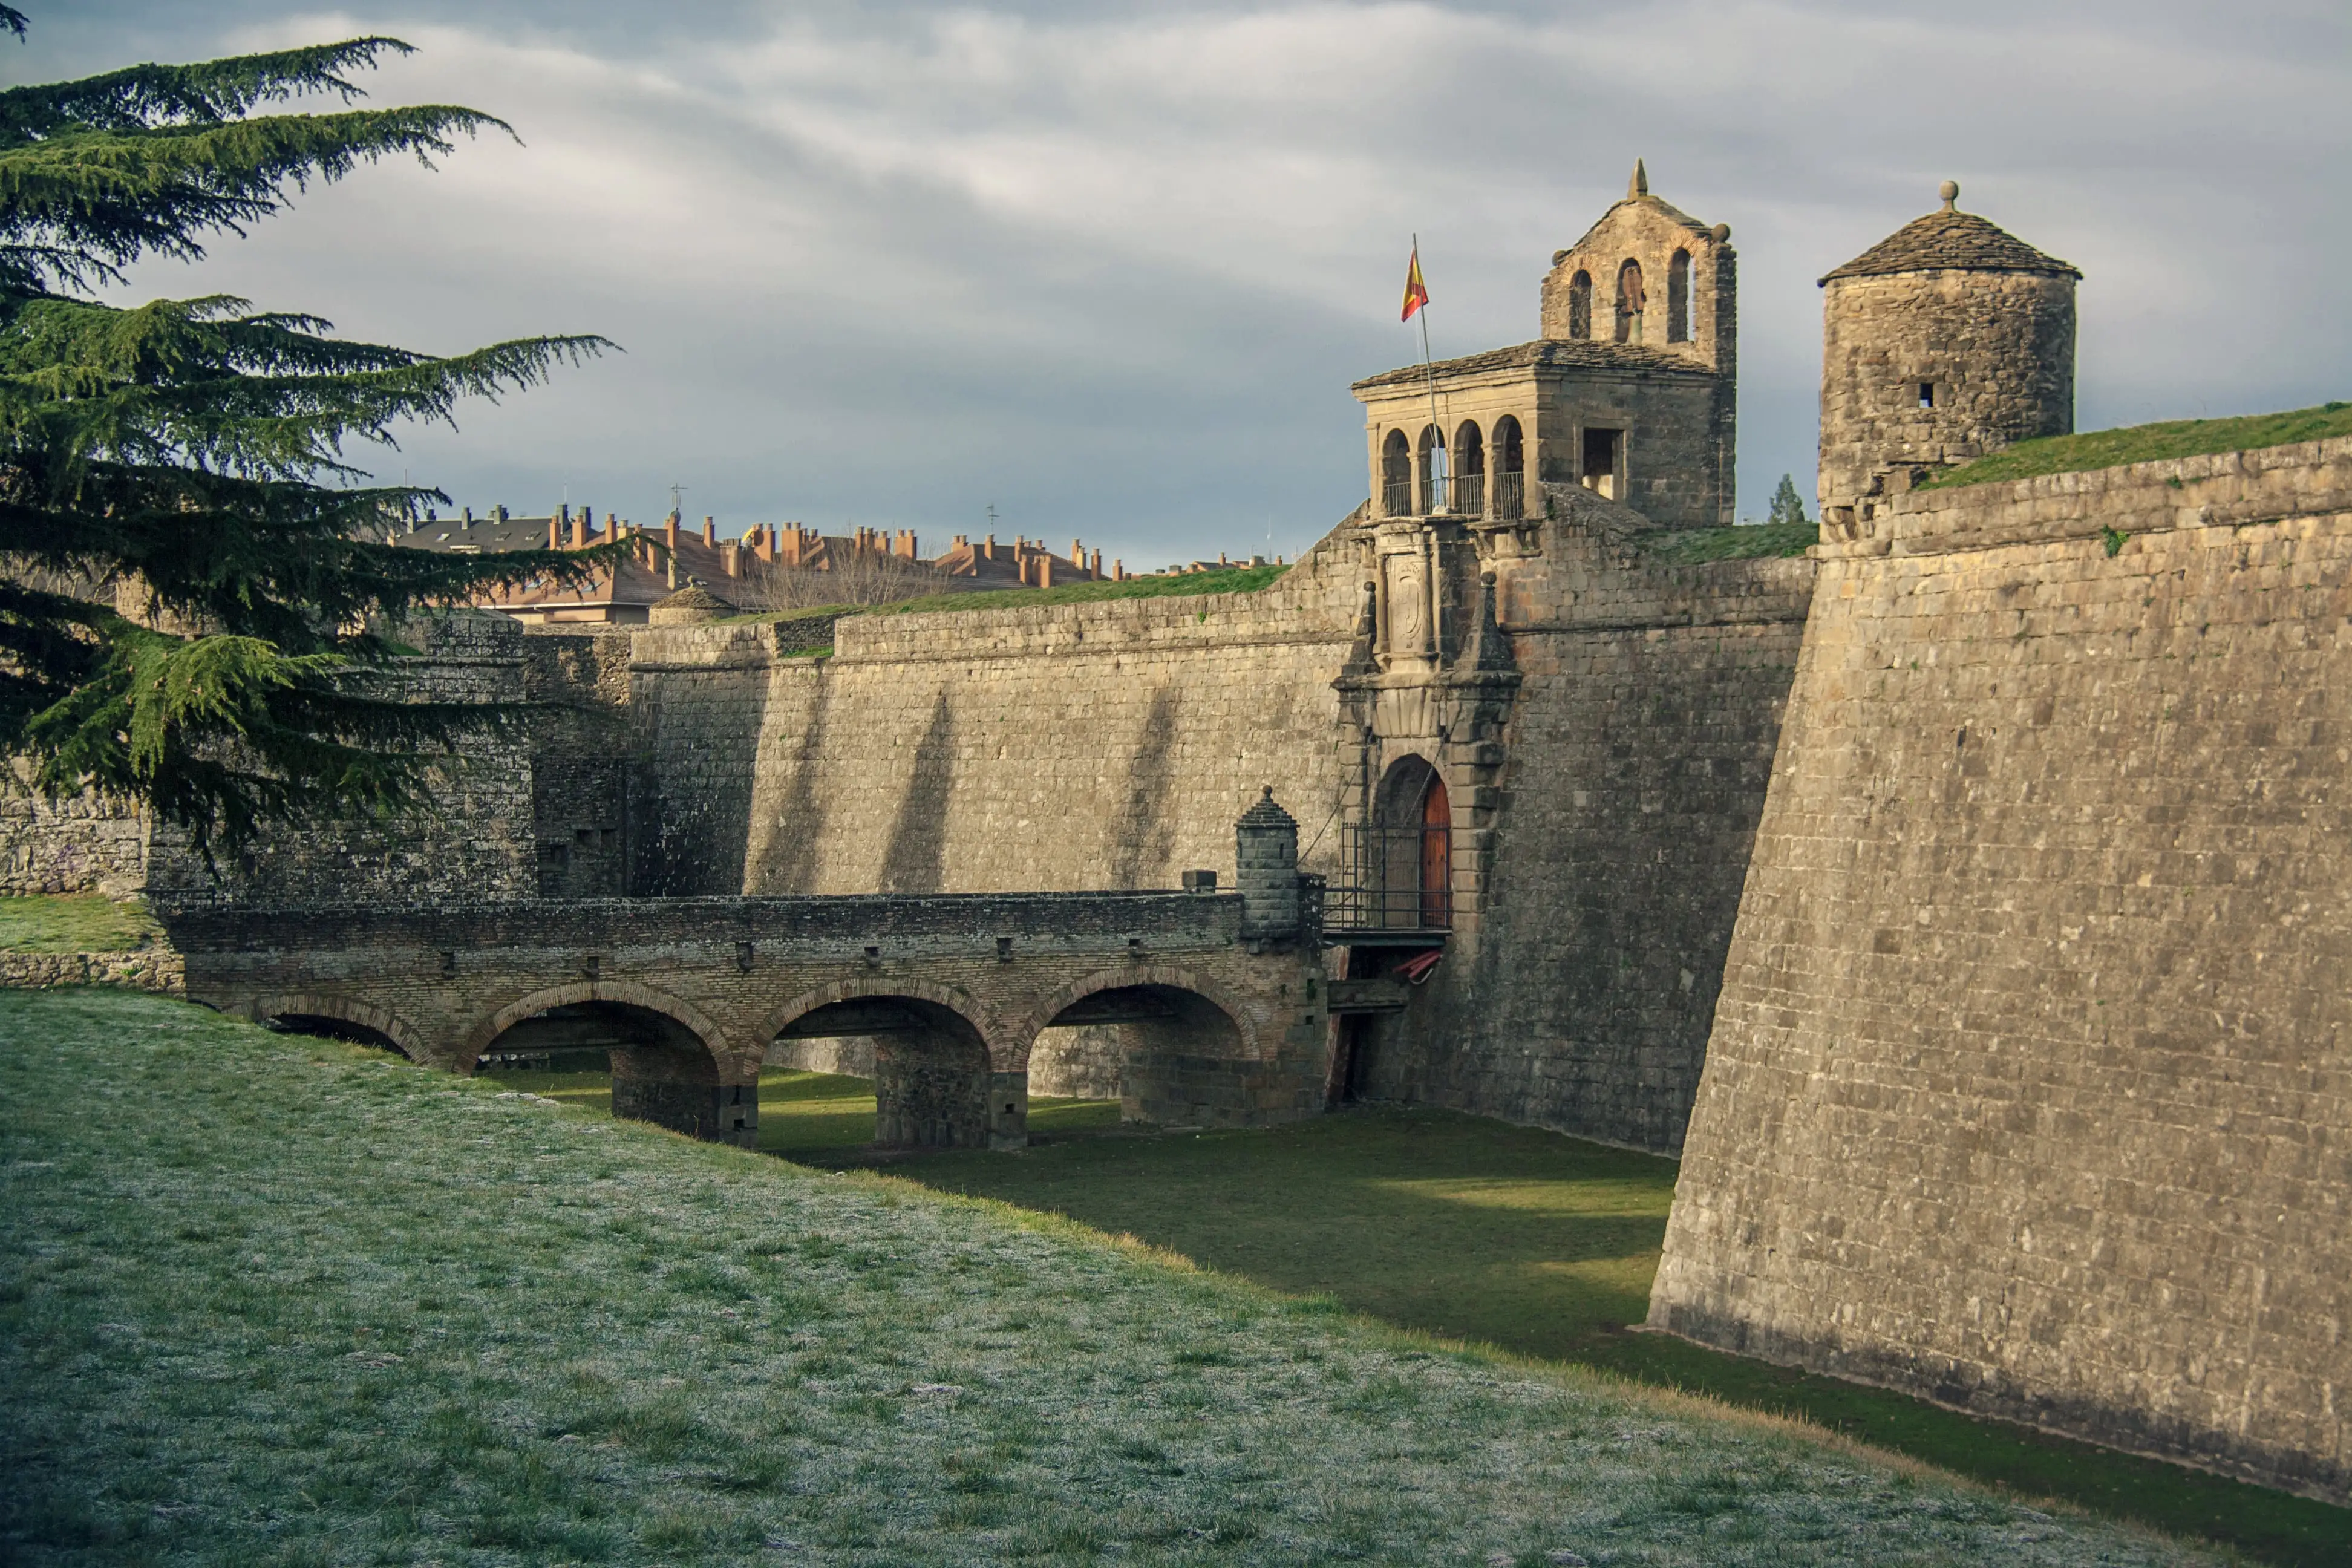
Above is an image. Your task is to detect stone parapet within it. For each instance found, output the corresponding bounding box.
[0,949,183,993]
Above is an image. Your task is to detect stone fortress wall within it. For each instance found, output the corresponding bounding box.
[1649,438,2352,1503]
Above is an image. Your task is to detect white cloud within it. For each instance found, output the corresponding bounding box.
[28,0,2352,553]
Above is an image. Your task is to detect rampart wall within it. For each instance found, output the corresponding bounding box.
[1650,438,2352,1502]
[627,532,1368,900]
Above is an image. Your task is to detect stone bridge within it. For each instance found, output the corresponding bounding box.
[159,881,1332,1152]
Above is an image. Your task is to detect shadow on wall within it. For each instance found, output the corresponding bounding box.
[1109,686,1180,889]
[748,682,831,895]
[878,691,955,895]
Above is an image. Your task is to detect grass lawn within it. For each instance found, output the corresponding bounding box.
[1,990,2224,1567]
[495,1064,2349,1564]
[1921,400,2352,491]
[1635,520,1817,564]
[0,895,159,954]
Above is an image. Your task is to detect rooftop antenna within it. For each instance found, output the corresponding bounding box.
[668,481,688,518]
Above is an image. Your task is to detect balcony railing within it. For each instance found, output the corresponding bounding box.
[1382,480,1413,518]
[1449,471,1485,515]
[1322,822,1462,935]
[1492,470,1525,520]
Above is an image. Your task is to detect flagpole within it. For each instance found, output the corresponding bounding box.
[1413,233,1445,510]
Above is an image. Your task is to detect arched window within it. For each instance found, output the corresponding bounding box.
[1416,424,1445,517]
[1615,259,1645,344]
[1451,420,1483,514]
[1380,429,1412,517]
[1492,415,1525,520]
[1667,249,1691,343]
[1567,270,1592,339]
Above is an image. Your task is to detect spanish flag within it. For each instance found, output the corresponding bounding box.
[1400,245,1429,322]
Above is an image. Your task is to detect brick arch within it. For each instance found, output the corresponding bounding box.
[244,991,424,1062]
[459,980,731,1074]
[752,977,1012,1066]
[1021,965,1264,1065]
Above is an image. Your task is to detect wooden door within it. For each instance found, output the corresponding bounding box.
[1419,773,1451,928]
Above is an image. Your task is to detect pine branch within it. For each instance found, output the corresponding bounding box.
[0,38,415,142]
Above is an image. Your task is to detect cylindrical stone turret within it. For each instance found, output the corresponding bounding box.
[1234,786,1299,941]
[1817,181,2080,526]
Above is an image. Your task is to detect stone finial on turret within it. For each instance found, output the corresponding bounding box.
[1234,786,1301,942]
[1938,179,1959,211]
[1630,158,1648,198]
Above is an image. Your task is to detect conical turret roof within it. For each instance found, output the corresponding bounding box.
[1821,188,2079,285]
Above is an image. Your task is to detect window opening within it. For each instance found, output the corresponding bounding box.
[1919,381,1935,409]
[1581,427,1622,500]
[1667,249,1691,343]
[1416,424,1446,516]
[1567,270,1592,339]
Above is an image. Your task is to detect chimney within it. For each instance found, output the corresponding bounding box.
[665,512,680,552]
[548,518,561,550]
[721,541,740,577]
[1112,558,1125,581]
[984,535,995,561]
[1039,555,1054,589]
[1090,549,1102,577]
[702,516,716,547]
[755,525,774,564]
[570,507,587,549]
[1071,538,1083,568]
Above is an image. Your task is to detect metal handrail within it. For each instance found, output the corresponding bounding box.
[1382,480,1413,518]
[1449,471,1485,515]
[1322,822,1460,933]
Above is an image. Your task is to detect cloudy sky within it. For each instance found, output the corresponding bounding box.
[21,2,2351,565]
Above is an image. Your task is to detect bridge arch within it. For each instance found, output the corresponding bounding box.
[1022,965,1264,1065]
[245,991,423,1062]
[753,977,1013,1065]
[463,981,751,1146]
[757,978,1015,1152]
[1027,965,1269,1129]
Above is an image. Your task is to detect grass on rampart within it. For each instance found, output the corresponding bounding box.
[1635,520,1817,564]
[0,894,157,954]
[1923,400,2352,491]
[1,988,2221,1567]
[717,564,1289,636]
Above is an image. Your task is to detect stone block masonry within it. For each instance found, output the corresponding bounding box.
[1650,436,2352,1503]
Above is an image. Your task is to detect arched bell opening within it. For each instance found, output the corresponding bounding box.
[1380,428,1413,518]
[479,1001,747,1145]
[1450,420,1485,515]
[777,995,1004,1151]
[1492,415,1526,520]
[1566,269,1593,339]
[1043,983,1248,1129]
[1615,258,1645,344]
[1416,423,1445,517]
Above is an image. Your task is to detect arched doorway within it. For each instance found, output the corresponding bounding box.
[1374,755,1452,932]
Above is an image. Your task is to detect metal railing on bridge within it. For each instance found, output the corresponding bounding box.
[1320,822,1463,939]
